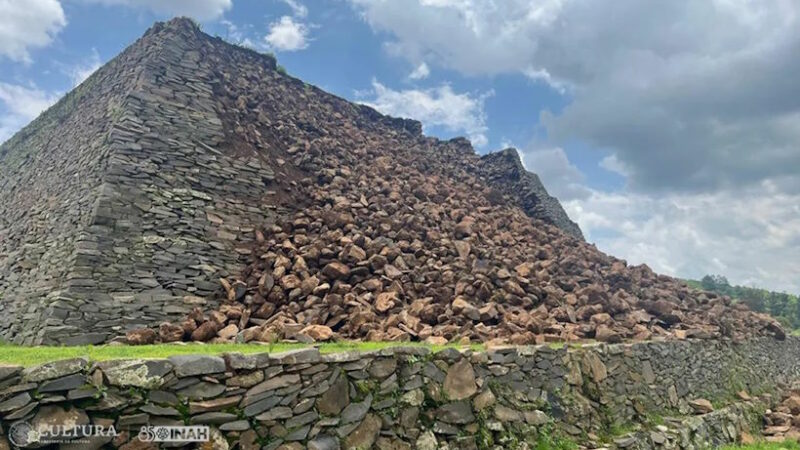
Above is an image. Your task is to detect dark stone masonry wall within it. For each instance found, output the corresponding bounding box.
[0,29,149,345]
[0,21,281,345]
[51,20,282,346]
[479,149,584,240]
[0,338,797,449]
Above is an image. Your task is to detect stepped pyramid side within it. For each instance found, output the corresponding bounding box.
[480,149,584,240]
[0,27,153,344]
[0,18,583,345]
[0,20,284,344]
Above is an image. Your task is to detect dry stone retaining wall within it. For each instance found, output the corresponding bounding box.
[0,337,797,449]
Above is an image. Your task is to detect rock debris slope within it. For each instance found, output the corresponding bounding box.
[0,18,783,345]
[123,20,782,345]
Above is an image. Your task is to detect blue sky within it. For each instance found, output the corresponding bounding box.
[1,0,799,293]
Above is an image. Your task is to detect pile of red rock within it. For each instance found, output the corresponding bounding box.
[763,391,800,441]
[127,41,785,346]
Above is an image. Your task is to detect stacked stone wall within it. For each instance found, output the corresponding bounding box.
[0,338,797,449]
[0,28,151,344]
[0,21,282,345]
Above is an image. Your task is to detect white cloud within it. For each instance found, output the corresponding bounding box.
[281,0,307,18]
[350,0,800,293]
[408,62,430,80]
[0,82,61,143]
[66,49,102,87]
[599,153,631,178]
[220,20,256,48]
[565,185,800,293]
[350,0,800,193]
[264,16,310,51]
[519,147,590,200]
[86,0,232,21]
[0,0,66,63]
[361,79,491,147]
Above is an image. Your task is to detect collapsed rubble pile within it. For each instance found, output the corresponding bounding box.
[763,390,800,442]
[128,21,784,346]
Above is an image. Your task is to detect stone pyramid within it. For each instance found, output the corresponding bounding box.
[0,18,581,345]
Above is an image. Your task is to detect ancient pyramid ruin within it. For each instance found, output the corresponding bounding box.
[0,18,784,346]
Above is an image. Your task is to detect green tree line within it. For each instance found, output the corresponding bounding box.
[686,275,800,329]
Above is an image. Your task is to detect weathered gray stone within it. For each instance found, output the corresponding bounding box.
[191,412,238,424]
[317,375,350,415]
[437,401,475,424]
[168,355,226,377]
[33,405,90,430]
[39,373,86,392]
[177,381,226,400]
[494,405,523,422]
[368,358,397,379]
[248,374,300,396]
[220,420,251,431]
[255,406,293,421]
[416,431,438,450]
[472,389,496,411]
[0,392,31,412]
[140,404,180,416]
[524,409,549,425]
[22,358,87,382]
[443,358,477,400]
[243,395,281,417]
[343,413,382,450]
[341,395,372,424]
[308,434,340,450]
[0,365,22,381]
[190,396,242,414]
[270,348,321,365]
[101,359,173,389]
[285,411,318,429]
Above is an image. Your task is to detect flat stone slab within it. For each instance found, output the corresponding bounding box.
[167,355,226,377]
[99,359,173,389]
[22,358,88,382]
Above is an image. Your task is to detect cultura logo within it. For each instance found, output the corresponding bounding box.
[7,421,117,447]
[8,421,35,447]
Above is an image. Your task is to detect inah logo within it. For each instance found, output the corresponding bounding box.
[138,426,210,442]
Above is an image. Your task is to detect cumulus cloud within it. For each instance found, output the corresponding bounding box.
[360,79,491,147]
[564,185,800,293]
[350,0,800,194]
[0,83,61,143]
[408,62,430,80]
[350,0,800,292]
[86,0,232,21]
[264,16,310,51]
[220,20,257,48]
[0,0,66,63]
[65,49,102,87]
[520,147,591,201]
[281,0,308,18]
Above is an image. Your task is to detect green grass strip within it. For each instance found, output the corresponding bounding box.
[0,341,482,367]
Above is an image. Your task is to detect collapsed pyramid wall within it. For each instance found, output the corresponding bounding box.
[0,18,588,345]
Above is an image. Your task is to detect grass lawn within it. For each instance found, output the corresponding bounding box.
[721,441,800,450]
[0,341,482,367]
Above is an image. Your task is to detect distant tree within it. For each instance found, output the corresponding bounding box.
[691,274,798,328]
